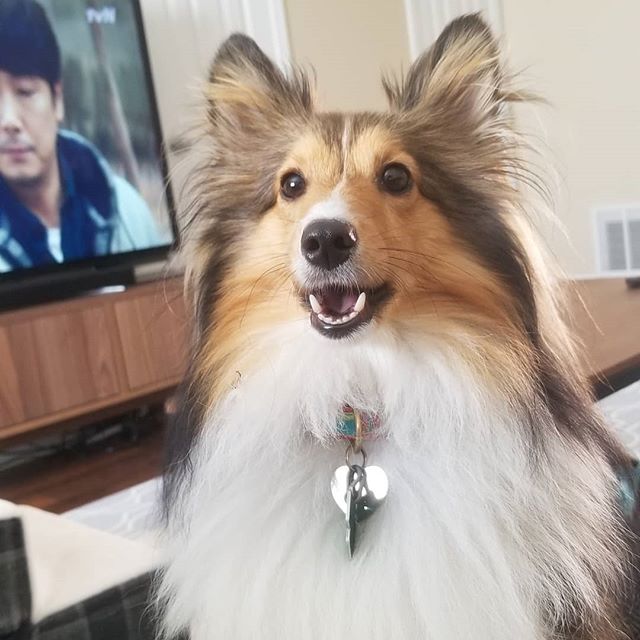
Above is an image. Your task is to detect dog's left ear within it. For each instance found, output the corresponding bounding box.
[385,13,508,127]
[206,33,313,141]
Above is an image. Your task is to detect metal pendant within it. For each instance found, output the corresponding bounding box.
[331,451,389,558]
[345,473,359,557]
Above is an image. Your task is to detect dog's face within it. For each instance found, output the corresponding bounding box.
[185,15,544,401]
[271,117,509,341]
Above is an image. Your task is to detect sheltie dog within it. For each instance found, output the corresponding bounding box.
[159,14,639,640]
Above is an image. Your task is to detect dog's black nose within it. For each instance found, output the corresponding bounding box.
[301,219,357,270]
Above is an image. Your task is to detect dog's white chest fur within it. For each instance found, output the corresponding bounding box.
[160,328,618,640]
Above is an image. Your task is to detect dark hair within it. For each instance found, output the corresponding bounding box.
[0,0,61,88]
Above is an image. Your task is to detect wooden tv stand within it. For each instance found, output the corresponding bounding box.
[0,278,188,445]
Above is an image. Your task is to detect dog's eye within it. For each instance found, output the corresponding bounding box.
[380,163,412,194]
[280,172,306,200]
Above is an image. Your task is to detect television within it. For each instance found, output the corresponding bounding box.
[0,0,176,310]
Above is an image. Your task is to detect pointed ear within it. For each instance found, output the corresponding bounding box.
[384,14,509,125]
[206,34,313,138]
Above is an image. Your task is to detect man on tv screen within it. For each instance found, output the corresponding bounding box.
[0,0,161,273]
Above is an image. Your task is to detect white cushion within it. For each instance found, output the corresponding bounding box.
[0,499,158,623]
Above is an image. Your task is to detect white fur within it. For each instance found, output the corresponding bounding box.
[300,191,351,224]
[159,320,622,640]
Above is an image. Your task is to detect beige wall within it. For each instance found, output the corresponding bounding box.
[502,0,640,275]
[284,0,411,111]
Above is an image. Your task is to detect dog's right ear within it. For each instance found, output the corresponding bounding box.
[206,34,313,139]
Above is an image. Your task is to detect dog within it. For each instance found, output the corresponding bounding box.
[158,14,639,640]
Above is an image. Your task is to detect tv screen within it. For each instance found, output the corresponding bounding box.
[0,0,174,277]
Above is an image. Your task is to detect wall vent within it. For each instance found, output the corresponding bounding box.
[594,205,640,275]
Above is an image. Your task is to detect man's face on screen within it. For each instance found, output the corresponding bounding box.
[0,71,63,187]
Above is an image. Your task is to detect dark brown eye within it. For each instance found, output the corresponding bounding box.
[280,172,306,199]
[380,163,412,194]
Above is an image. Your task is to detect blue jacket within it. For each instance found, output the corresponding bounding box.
[0,130,164,272]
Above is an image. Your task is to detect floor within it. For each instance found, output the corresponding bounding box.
[0,423,164,514]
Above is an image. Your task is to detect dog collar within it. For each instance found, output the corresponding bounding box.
[336,405,380,451]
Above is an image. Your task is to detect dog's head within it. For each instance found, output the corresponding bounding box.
[180,14,561,405]
[166,13,626,537]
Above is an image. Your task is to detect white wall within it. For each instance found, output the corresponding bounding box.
[139,1,213,144]
[139,0,290,148]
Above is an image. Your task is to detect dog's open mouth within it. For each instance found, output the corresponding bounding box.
[302,283,392,338]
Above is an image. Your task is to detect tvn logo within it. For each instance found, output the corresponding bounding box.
[86,6,117,25]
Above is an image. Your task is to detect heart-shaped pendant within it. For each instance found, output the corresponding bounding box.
[332,464,389,557]
[331,465,389,515]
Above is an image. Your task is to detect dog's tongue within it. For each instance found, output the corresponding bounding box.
[323,289,358,314]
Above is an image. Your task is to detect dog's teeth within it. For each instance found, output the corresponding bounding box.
[318,309,360,326]
[309,294,322,314]
[354,292,366,313]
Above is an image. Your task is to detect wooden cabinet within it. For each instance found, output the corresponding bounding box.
[114,292,186,390]
[0,308,120,424]
[0,279,188,444]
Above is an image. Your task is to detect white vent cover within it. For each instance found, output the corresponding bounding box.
[594,205,640,275]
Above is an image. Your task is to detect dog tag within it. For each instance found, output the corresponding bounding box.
[332,465,389,515]
[345,474,359,557]
[332,463,388,557]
